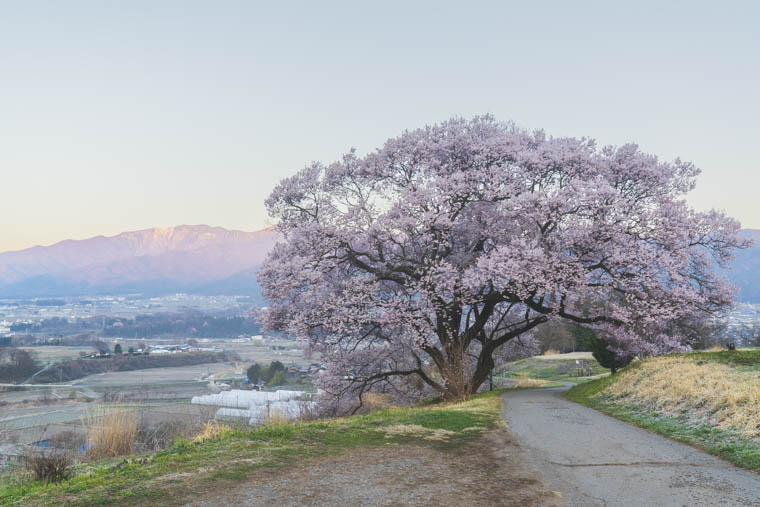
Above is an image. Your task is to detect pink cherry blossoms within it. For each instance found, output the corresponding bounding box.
[259,116,749,402]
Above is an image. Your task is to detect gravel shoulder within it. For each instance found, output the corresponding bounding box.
[501,384,760,506]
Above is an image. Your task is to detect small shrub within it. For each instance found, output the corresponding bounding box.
[136,420,189,451]
[246,363,263,383]
[172,436,193,453]
[50,431,85,451]
[22,449,74,484]
[266,361,285,380]
[268,370,285,387]
[589,335,631,374]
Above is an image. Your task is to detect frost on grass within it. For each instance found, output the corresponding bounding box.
[599,356,760,438]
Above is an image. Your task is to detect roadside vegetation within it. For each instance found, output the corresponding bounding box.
[497,353,607,385]
[0,390,508,505]
[565,349,760,471]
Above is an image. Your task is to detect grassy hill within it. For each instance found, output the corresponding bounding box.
[566,349,760,471]
[497,352,607,384]
[0,391,514,505]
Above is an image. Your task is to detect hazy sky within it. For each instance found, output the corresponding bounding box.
[1,1,758,252]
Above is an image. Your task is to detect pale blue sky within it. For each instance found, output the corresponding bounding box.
[1,1,758,251]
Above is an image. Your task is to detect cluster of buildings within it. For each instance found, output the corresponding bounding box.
[82,343,221,359]
[288,363,327,377]
[148,344,220,355]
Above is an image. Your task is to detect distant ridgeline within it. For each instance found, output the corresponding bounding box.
[719,229,760,303]
[0,225,278,300]
[10,312,262,338]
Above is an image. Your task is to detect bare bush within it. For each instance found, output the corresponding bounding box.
[135,420,194,451]
[22,449,74,484]
[295,399,320,422]
[50,431,85,451]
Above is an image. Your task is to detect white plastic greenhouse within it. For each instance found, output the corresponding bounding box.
[191,389,317,425]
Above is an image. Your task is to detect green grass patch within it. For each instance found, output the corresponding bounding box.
[497,355,608,383]
[0,390,508,506]
[684,349,760,372]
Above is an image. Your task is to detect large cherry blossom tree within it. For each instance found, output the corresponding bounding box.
[259,116,748,402]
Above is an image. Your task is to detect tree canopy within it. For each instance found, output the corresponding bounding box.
[259,116,748,402]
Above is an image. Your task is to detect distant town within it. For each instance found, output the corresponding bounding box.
[0,294,255,337]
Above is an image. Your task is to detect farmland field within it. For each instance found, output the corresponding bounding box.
[17,346,92,364]
[0,337,313,462]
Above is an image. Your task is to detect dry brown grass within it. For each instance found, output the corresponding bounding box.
[602,356,760,438]
[542,349,561,356]
[82,406,138,459]
[361,393,397,411]
[193,420,233,443]
[382,424,456,441]
[266,408,291,427]
[513,378,552,388]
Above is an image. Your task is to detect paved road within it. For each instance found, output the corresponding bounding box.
[502,384,760,506]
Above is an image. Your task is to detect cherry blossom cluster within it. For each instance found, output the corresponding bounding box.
[259,116,749,402]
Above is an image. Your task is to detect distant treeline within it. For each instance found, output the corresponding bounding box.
[8,334,98,347]
[0,347,38,384]
[33,351,240,384]
[10,311,261,338]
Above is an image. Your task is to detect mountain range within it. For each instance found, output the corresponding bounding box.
[722,229,760,303]
[0,225,279,299]
[0,226,759,302]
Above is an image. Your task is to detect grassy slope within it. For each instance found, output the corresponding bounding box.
[565,349,760,471]
[0,390,507,506]
[498,355,607,384]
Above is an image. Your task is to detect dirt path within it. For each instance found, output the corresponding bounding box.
[501,384,760,506]
[189,431,561,507]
